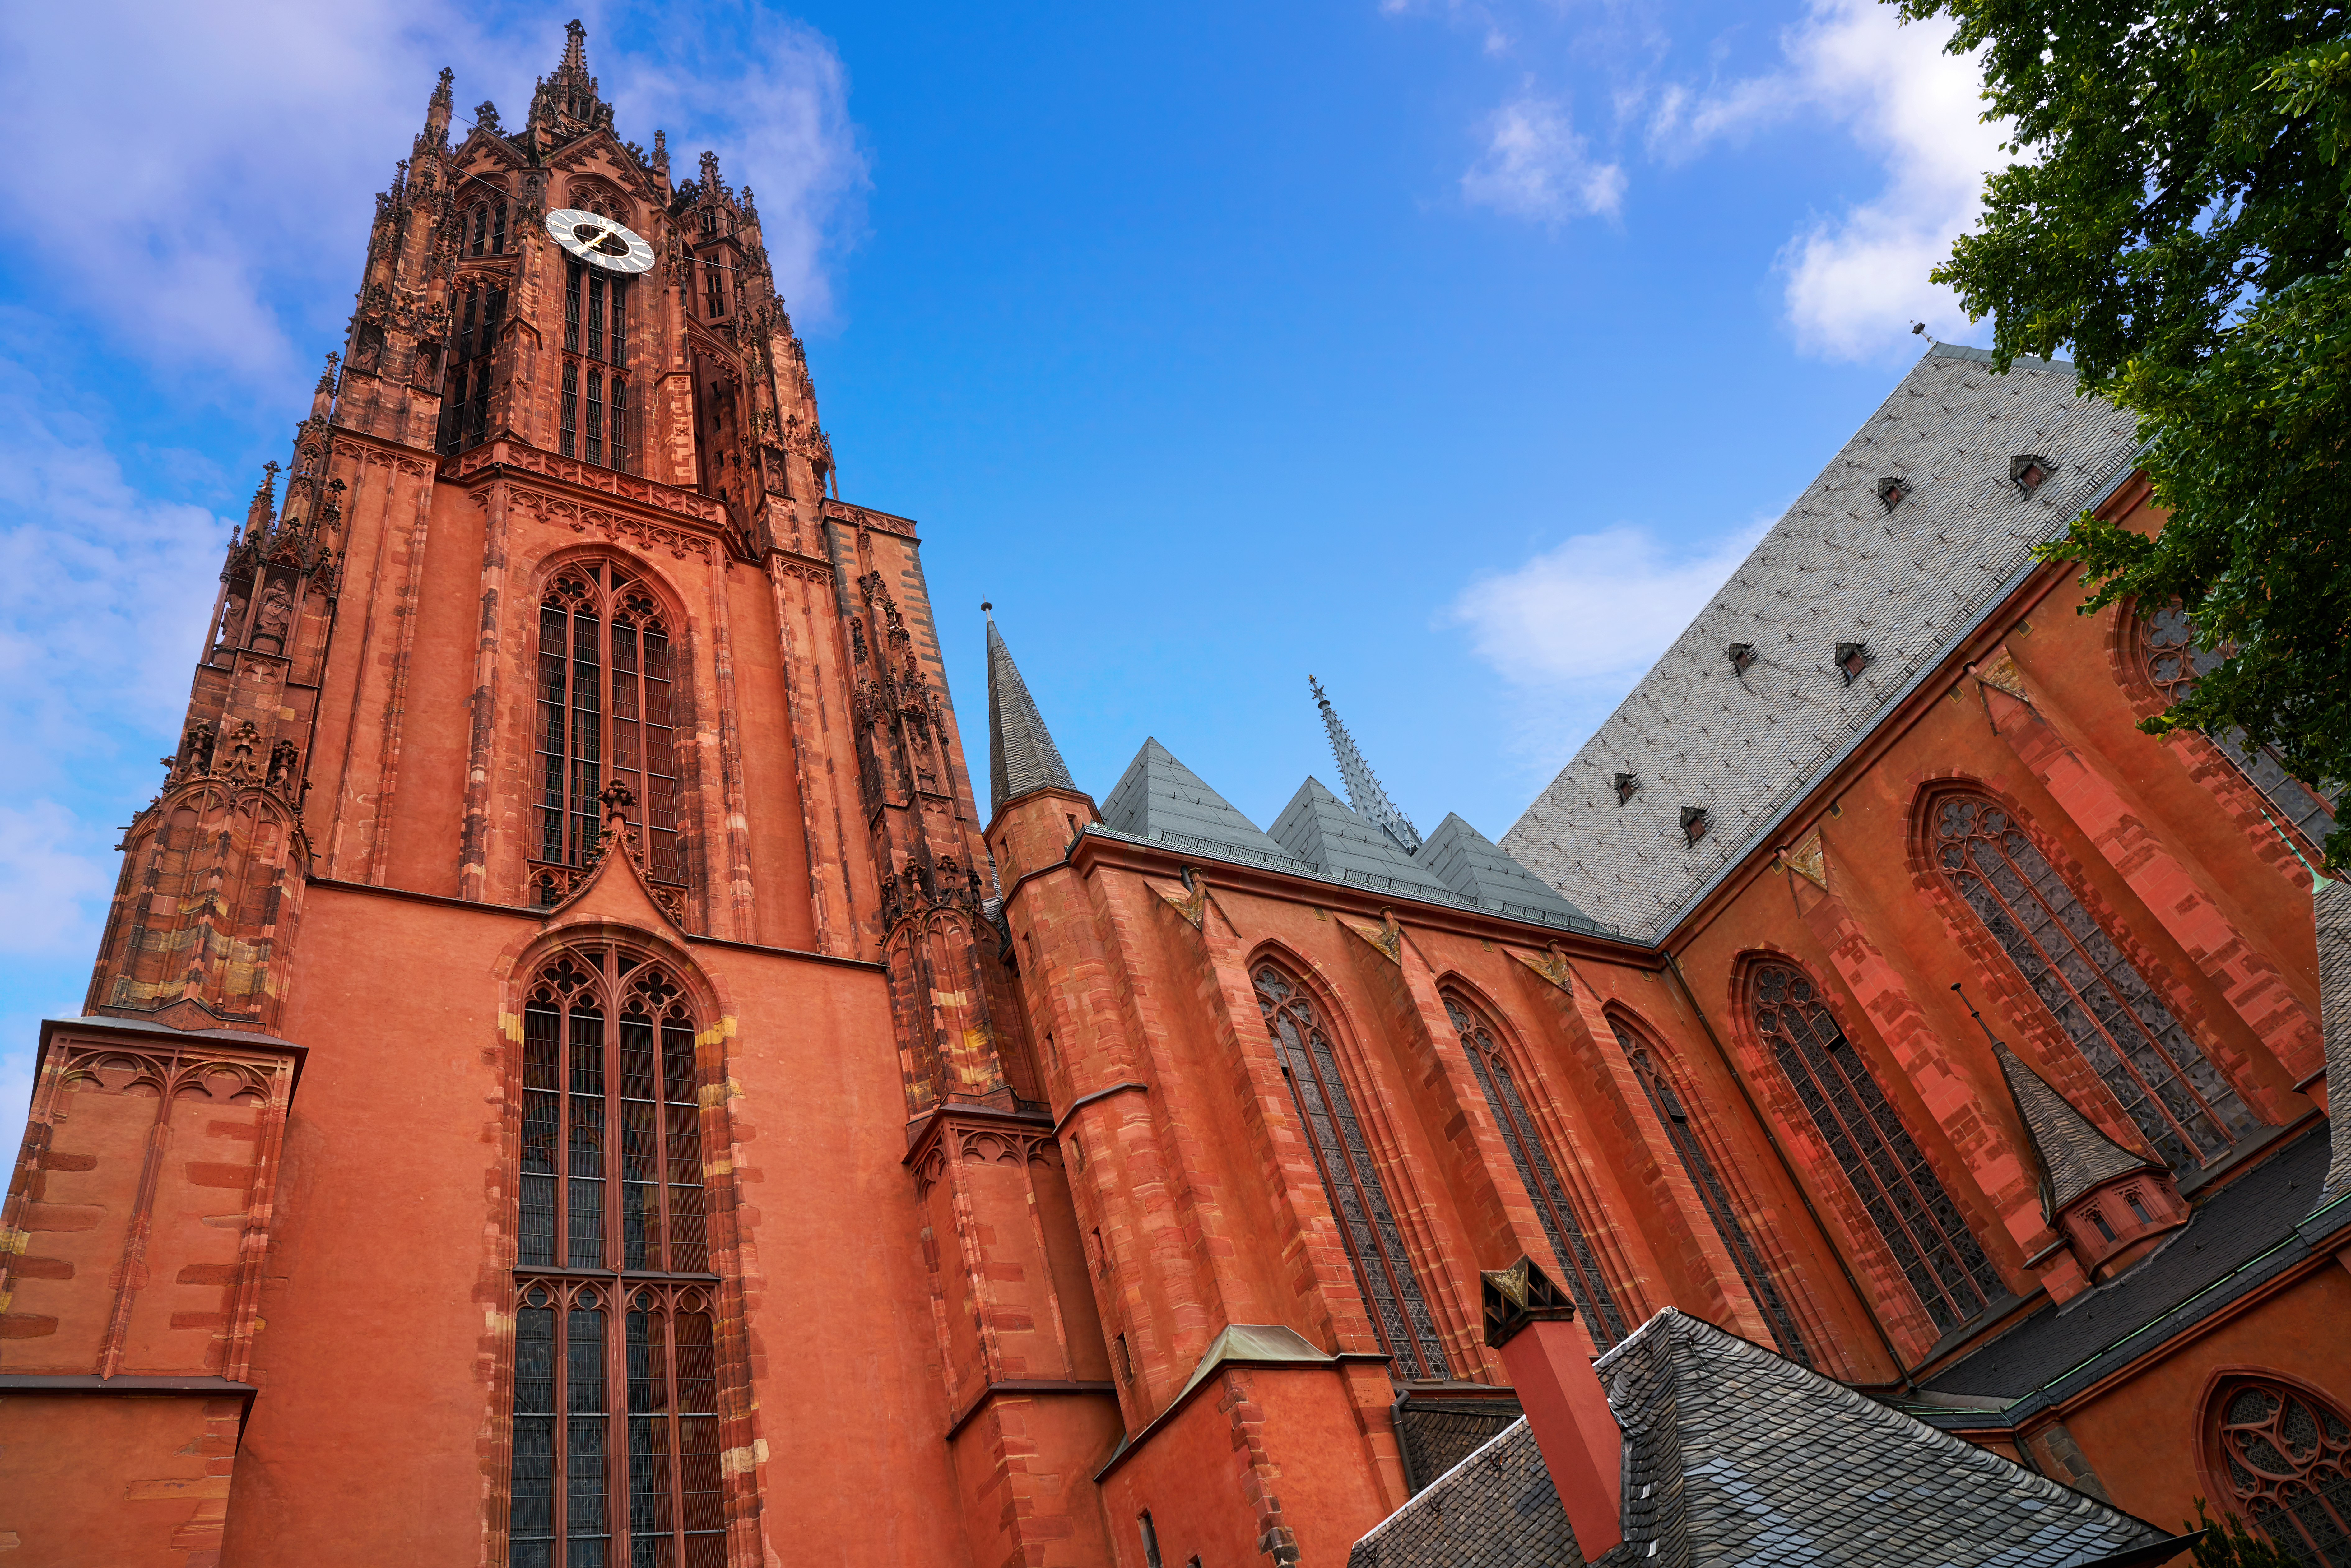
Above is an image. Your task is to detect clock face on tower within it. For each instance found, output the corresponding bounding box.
[544,208,656,274]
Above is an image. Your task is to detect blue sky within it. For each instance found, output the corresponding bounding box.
[0,0,2017,1113]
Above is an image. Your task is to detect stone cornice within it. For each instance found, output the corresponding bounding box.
[450,439,729,532]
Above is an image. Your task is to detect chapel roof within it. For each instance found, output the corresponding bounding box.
[1091,738,1602,934]
[1350,1307,2175,1568]
[1995,1042,2153,1212]
[1502,343,2142,942]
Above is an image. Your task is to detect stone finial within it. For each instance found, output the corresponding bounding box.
[244,461,280,537]
[560,17,588,75]
[432,66,453,107]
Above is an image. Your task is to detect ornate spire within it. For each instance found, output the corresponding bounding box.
[243,462,280,541]
[559,17,588,77]
[1310,675,1420,853]
[985,605,1076,817]
[1954,985,2150,1211]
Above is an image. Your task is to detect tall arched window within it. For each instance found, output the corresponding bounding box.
[512,945,723,1568]
[2208,1376,2351,1565]
[1751,963,2000,1334]
[437,278,506,456]
[561,260,631,472]
[1612,1017,1810,1367]
[1931,794,2256,1172]
[1442,994,1627,1347]
[2139,600,2337,855]
[1255,963,1451,1380]
[535,565,684,906]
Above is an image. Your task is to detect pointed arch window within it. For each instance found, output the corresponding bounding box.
[438,279,506,456]
[1752,963,2000,1333]
[1255,963,1451,1380]
[512,946,724,1568]
[1443,994,1627,1346]
[535,565,684,906]
[2208,1376,2351,1565]
[1932,794,2256,1171]
[1612,1017,1810,1366]
[561,260,631,472]
[2138,601,2337,856]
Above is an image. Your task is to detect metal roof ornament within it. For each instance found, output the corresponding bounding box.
[1309,675,1421,854]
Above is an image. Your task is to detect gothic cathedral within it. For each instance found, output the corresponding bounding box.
[5,23,2350,1568]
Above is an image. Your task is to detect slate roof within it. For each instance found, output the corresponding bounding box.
[1350,1308,2171,1568]
[1502,344,2143,942]
[1918,1123,2336,1415]
[1995,1043,2153,1212]
[1092,739,1607,935]
[985,615,1077,817]
[2315,878,2351,1204]
[1419,813,1592,927]
[1271,778,1457,903]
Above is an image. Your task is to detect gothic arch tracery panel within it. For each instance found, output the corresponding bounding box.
[1441,990,1628,1346]
[1254,962,1451,1380]
[1928,790,2258,1171]
[2203,1373,2351,1565]
[1610,1010,1811,1366]
[2131,598,2338,857]
[532,560,690,910]
[1749,961,2000,1335]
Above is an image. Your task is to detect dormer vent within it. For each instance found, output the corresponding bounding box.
[1836,641,1872,684]
[2011,454,2050,494]
[1680,806,1709,844]
[1613,772,1640,806]
[1727,643,1756,675]
[1876,476,1908,512]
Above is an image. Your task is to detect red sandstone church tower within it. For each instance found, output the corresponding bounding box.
[7,22,2351,1568]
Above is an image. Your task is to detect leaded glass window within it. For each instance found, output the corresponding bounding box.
[1751,963,2000,1334]
[2140,601,2337,855]
[535,565,684,902]
[2212,1377,2351,1566]
[1255,963,1451,1380]
[560,259,632,471]
[1443,994,1627,1346]
[1613,1018,1810,1366]
[437,278,505,456]
[513,946,722,1567]
[1932,794,2256,1171]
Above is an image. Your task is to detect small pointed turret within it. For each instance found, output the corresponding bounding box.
[310,352,339,421]
[1311,675,1420,853]
[243,462,280,541]
[985,605,1076,818]
[559,17,588,77]
[417,67,454,155]
[1991,1039,2150,1210]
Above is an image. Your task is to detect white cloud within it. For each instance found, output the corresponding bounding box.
[1462,96,1626,221]
[1649,0,2007,359]
[1447,520,1766,688]
[0,803,114,963]
[0,3,863,387]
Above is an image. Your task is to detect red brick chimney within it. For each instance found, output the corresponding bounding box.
[1481,1255,1623,1557]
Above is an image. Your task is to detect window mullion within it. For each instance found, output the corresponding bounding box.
[665,1298,688,1566]
[606,1273,630,1568]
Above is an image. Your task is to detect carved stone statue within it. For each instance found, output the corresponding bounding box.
[216,591,246,646]
[254,580,295,645]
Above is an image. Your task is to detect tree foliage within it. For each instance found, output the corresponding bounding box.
[2186,1497,2303,1568]
[1899,0,2351,864]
